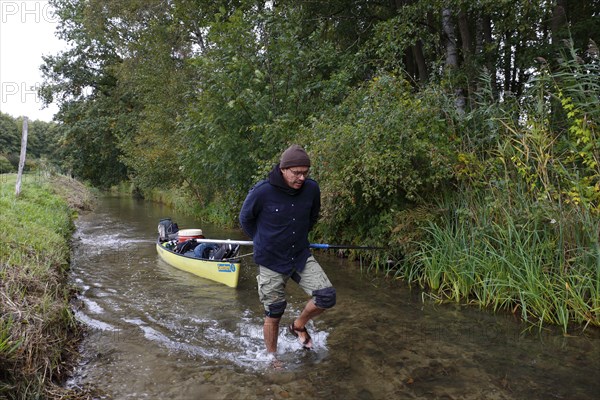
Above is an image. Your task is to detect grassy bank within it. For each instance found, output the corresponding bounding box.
[396,190,600,334]
[0,173,94,399]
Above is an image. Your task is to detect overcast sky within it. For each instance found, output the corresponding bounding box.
[1,0,67,122]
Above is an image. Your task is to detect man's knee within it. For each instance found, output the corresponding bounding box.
[265,300,287,318]
[312,287,336,309]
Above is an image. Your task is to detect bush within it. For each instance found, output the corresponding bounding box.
[306,73,458,257]
[397,44,600,332]
[0,155,13,173]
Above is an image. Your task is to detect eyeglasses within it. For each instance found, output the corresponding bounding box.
[287,168,310,178]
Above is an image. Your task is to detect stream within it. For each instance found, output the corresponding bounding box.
[66,195,600,399]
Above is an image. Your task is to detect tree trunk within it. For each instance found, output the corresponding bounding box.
[479,14,497,98]
[503,32,512,94]
[412,40,428,84]
[457,9,472,63]
[404,45,416,78]
[442,7,465,114]
[511,41,521,95]
[393,0,427,84]
[457,8,473,108]
[551,0,567,45]
[442,8,458,68]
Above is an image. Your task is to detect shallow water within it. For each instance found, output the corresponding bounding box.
[67,196,600,399]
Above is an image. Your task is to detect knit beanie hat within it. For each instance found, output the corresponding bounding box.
[280,145,311,168]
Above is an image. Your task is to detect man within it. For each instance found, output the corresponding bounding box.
[239,144,336,355]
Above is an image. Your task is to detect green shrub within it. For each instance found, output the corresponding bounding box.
[0,155,14,173]
[306,73,457,258]
[398,45,600,332]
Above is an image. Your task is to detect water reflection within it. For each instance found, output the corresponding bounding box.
[67,196,600,399]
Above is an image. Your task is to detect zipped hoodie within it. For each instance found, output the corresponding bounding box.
[239,164,320,275]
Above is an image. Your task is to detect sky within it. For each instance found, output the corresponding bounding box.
[0,0,68,122]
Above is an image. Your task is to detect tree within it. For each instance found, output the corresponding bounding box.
[40,0,131,186]
[0,113,20,156]
[39,0,600,199]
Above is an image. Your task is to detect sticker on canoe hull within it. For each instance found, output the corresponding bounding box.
[218,263,236,273]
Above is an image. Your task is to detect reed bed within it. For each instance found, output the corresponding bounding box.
[392,52,600,334]
[400,188,599,333]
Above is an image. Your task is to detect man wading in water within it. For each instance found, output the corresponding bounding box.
[239,145,336,360]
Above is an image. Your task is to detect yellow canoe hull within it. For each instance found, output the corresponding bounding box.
[156,243,241,288]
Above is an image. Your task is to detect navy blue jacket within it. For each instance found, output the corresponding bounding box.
[239,165,320,275]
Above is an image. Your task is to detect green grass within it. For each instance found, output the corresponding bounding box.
[0,173,93,399]
[399,189,600,334]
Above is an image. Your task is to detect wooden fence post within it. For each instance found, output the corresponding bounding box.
[15,116,29,197]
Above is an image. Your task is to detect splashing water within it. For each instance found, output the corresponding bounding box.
[67,196,600,399]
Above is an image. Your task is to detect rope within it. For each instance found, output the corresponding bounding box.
[223,252,254,262]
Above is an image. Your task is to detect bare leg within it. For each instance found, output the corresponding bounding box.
[292,299,324,348]
[263,316,281,354]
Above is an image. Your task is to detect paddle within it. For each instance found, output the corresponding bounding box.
[308,243,384,250]
[193,238,383,250]
[194,238,253,246]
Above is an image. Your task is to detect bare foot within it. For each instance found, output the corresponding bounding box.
[267,353,284,369]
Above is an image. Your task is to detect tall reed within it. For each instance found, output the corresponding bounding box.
[404,186,599,332]
[398,45,600,332]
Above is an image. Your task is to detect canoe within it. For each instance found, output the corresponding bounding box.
[156,218,242,287]
[156,239,242,288]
